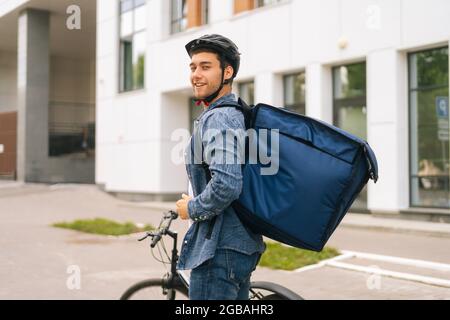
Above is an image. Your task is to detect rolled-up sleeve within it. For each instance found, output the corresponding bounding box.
[188,110,245,221]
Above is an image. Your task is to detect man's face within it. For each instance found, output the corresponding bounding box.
[189,51,232,99]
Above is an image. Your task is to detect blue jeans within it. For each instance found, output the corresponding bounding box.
[189,248,261,300]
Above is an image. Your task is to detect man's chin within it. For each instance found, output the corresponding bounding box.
[192,88,214,100]
[193,93,210,100]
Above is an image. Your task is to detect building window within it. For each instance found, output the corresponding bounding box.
[333,63,367,138]
[283,72,306,115]
[120,0,146,92]
[202,0,209,25]
[333,62,367,210]
[255,0,282,8]
[49,102,95,158]
[171,0,188,33]
[171,0,208,34]
[234,0,282,14]
[234,0,254,14]
[409,47,449,208]
[238,81,255,105]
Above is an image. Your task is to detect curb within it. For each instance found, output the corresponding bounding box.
[339,222,450,239]
[340,214,450,239]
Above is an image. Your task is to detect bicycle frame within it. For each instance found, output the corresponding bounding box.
[156,225,190,294]
[126,210,303,300]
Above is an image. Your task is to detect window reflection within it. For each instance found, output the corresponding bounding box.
[120,0,146,92]
[409,47,449,208]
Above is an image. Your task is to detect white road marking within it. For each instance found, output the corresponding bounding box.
[294,250,450,288]
[326,261,450,288]
[293,252,354,273]
[341,250,450,272]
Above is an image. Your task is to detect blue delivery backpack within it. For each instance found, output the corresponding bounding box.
[206,98,379,252]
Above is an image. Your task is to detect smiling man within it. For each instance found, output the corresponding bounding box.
[175,34,265,300]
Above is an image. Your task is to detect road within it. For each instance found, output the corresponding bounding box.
[0,182,448,299]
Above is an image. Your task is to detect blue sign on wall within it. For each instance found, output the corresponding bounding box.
[436,96,449,119]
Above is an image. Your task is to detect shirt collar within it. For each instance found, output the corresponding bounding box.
[195,93,237,121]
[208,93,237,111]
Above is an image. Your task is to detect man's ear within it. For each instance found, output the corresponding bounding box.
[224,65,234,81]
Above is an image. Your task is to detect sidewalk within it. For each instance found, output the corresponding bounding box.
[119,200,450,238]
[0,182,449,299]
[340,213,450,238]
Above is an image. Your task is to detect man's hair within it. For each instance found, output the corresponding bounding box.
[190,48,234,86]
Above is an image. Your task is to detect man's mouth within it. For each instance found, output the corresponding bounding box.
[194,83,206,88]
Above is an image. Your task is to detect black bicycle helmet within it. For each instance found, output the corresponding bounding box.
[186,34,241,104]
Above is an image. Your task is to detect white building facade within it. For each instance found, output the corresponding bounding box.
[97,0,450,220]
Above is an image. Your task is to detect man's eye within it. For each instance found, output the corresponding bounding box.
[202,67,209,70]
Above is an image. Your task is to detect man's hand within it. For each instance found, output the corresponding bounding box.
[176,193,192,220]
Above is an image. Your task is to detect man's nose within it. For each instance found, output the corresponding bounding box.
[192,67,202,79]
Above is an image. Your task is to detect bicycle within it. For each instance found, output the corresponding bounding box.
[120,210,303,300]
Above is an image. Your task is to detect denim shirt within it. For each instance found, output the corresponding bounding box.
[177,93,266,271]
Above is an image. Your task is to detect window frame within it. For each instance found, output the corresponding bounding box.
[283,71,306,115]
[407,46,449,209]
[332,61,368,211]
[332,62,367,128]
[238,80,255,106]
[255,0,283,9]
[170,0,188,34]
[170,0,209,35]
[119,0,147,93]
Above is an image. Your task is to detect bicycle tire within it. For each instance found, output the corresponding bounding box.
[120,278,189,300]
[121,280,302,300]
[259,293,287,300]
[250,281,303,300]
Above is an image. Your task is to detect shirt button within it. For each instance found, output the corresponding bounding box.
[184,240,188,244]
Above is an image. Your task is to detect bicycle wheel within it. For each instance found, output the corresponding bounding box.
[249,281,303,300]
[120,278,189,300]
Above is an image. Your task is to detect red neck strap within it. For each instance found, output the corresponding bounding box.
[195,100,210,107]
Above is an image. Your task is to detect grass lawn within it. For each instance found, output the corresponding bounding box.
[52,218,154,236]
[53,219,339,271]
[259,241,340,271]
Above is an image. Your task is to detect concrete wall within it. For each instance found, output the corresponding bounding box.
[49,56,95,134]
[50,56,96,106]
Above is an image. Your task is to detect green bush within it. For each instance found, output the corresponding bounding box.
[259,242,340,271]
[52,218,154,236]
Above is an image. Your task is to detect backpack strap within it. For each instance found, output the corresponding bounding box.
[210,97,253,130]
[199,98,252,239]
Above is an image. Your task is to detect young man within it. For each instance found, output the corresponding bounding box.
[175,34,265,300]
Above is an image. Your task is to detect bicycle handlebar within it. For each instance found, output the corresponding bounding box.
[150,235,162,248]
[139,210,178,247]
